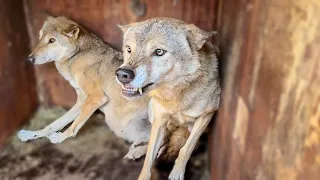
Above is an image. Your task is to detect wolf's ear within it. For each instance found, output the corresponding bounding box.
[39,29,44,40]
[46,16,54,21]
[64,25,80,39]
[186,24,216,50]
[118,24,131,33]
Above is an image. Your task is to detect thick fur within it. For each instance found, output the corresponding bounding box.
[118,18,220,180]
[161,126,190,161]
[17,17,152,160]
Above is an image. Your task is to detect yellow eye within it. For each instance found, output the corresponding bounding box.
[49,38,56,44]
[155,49,166,56]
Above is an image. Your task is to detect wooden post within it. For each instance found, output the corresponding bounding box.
[0,0,38,146]
[212,0,320,179]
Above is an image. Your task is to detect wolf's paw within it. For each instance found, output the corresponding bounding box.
[169,164,185,180]
[17,130,41,142]
[124,144,147,160]
[47,132,69,144]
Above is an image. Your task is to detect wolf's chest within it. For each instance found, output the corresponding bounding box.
[55,62,80,89]
[169,99,210,124]
[170,112,196,124]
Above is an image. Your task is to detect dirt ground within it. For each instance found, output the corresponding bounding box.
[0,107,210,180]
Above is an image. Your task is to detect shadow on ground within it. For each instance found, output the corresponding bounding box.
[0,107,210,180]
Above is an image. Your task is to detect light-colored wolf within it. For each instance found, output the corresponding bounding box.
[17,16,151,160]
[116,18,221,180]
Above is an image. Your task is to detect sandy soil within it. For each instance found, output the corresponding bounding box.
[0,107,210,180]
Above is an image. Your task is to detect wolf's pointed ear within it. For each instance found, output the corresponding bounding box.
[186,24,216,50]
[118,24,130,33]
[46,16,54,21]
[64,25,80,39]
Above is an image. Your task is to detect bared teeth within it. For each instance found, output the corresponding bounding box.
[123,87,139,93]
[138,88,143,95]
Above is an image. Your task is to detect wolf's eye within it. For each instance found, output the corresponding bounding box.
[154,49,166,56]
[48,38,56,44]
[126,46,131,53]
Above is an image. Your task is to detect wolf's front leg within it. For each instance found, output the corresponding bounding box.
[138,113,168,180]
[17,99,82,142]
[169,111,215,180]
[48,94,108,143]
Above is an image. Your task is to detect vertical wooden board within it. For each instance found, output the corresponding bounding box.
[212,0,320,179]
[23,0,219,107]
[0,1,38,146]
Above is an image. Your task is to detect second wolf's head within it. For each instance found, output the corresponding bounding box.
[116,18,215,100]
[28,17,83,64]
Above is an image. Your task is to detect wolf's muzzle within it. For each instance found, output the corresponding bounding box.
[115,67,135,84]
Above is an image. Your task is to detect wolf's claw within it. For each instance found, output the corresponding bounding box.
[17,130,40,142]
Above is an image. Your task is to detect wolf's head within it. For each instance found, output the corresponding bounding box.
[28,16,82,64]
[116,18,215,100]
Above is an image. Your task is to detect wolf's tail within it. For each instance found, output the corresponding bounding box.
[159,126,190,161]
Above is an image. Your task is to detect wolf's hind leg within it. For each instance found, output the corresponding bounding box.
[124,142,148,160]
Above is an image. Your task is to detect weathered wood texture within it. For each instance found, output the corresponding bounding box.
[212,0,320,179]
[23,0,219,107]
[0,1,38,146]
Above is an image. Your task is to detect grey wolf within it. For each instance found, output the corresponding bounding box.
[17,16,152,160]
[116,18,221,180]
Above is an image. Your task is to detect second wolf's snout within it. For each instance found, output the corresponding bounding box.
[115,67,135,84]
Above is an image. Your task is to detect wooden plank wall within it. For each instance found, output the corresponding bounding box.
[0,0,38,146]
[23,0,219,107]
[212,0,320,179]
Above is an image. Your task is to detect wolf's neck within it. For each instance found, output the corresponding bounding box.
[149,72,202,112]
[78,33,105,51]
[55,60,74,82]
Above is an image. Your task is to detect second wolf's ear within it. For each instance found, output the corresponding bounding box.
[186,24,217,50]
[64,25,80,39]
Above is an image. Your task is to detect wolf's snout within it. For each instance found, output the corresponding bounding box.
[116,68,135,84]
[28,55,36,63]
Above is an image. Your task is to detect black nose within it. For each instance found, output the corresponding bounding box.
[116,68,135,84]
[28,55,36,63]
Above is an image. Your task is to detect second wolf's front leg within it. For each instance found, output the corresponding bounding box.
[17,99,82,142]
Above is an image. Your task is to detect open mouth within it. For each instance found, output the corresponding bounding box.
[121,83,154,98]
